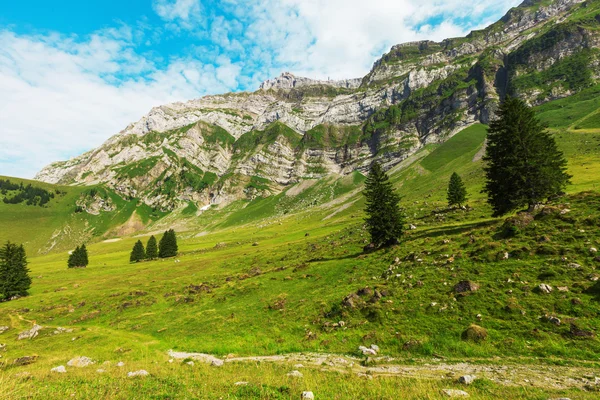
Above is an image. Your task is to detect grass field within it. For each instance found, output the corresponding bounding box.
[1,92,600,398]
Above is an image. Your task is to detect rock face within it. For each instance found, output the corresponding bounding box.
[35,0,598,211]
[17,325,43,340]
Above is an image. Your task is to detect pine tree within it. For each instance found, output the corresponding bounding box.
[0,242,32,301]
[68,246,80,268]
[146,236,158,260]
[447,172,468,208]
[68,245,89,268]
[483,97,571,216]
[80,244,89,267]
[159,229,178,258]
[130,240,146,263]
[363,162,404,248]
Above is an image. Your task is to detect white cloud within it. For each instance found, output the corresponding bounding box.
[0,29,240,178]
[153,0,203,29]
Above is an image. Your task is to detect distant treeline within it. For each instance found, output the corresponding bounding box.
[0,178,61,207]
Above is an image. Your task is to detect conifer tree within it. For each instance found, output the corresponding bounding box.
[158,229,178,258]
[145,236,158,260]
[483,97,571,216]
[130,240,146,263]
[447,172,468,208]
[0,242,31,300]
[80,244,89,267]
[363,162,404,248]
[68,246,80,268]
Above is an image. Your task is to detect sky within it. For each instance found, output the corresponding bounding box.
[0,0,522,179]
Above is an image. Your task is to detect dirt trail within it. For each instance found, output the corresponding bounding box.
[170,351,600,390]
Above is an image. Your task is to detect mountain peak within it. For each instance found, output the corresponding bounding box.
[259,72,362,91]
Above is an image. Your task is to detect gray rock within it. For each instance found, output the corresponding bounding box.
[442,389,469,397]
[14,356,37,366]
[17,325,43,340]
[287,370,303,378]
[67,356,95,367]
[234,381,248,386]
[127,370,149,377]
[301,392,315,400]
[538,284,553,294]
[51,365,67,373]
[458,375,476,385]
[0,326,9,334]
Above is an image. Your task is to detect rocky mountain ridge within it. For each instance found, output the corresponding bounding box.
[35,0,600,211]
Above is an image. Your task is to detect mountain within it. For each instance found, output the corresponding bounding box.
[35,0,599,212]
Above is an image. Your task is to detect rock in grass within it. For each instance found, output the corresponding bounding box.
[458,375,476,385]
[117,361,125,367]
[17,325,43,340]
[234,381,248,386]
[51,365,66,373]
[0,326,9,334]
[287,370,303,378]
[14,356,37,366]
[537,284,553,294]
[461,324,487,343]
[454,281,479,294]
[301,391,315,399]
[442,389,469,397]
[67,356,95,367]
[127,370,149,378]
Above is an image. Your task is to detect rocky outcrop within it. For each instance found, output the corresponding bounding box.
[35,0,599,210]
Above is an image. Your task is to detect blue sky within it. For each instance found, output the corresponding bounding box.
[0,0,521,178]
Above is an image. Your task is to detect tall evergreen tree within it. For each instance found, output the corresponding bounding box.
[130,240,146,263]
[159,229,178,258]
[363,162,404,248]
[68,246,80,268]
[146,236,158,260]
[80,244,89,267]
[447,172,468,208]
[483,97,571,216]
[0,242,31,301]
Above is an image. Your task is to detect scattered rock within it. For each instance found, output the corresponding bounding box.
[0,326,9,334]
[67,356,95,367]
[211,359,224,367]
[128,370,149,378]
[370,344,380,353]
[461,324,487,343]
[409,224,417,230]
[557,286,569,292]
[96,369,106,373]
[357,372,373,380]
[568,263,581,269]
[287,370,303,378]
[51,365,66,373]
[342,293,361,308]
[542,315,561,326]
[442,389,469,397]
[454,281,479,294]
[117,361,125,367]
[186,361,194,366]
[301,392,315,400]
[570,323,594,338]
[359,346,377,356]
[234,381,248,386]
[14,356,37,366]
[168,350,224,366]
[537,284,553,294]
[252,242,259,246]
[458,375,476,385]
[17,325,43,340]
[590,248,598,254]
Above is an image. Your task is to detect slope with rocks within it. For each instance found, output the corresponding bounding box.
[35,0,600,211]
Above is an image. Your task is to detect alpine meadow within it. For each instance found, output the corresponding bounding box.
[2,0,600,399]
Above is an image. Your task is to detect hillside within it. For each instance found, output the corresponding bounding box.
[34,0,600,213]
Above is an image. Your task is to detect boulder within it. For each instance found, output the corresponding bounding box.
[442,389,469,397]
[0,326,9,334]
[14,356,37,366]
[342,293,361,308]
[17,325,43,340]
[67,356,95,367]
[454,281,479,294]
[51,366,67,373]
[287,370,303,378]
[301,392,315,400]
[461,324,487,343]
[537,284,553,294]
[359,346,377,356]
[458,375,476,385]
[127,370,149,378]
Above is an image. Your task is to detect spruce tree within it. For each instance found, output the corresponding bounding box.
[130,240,146,263]
[363,162,404,248]
[447,172,468,208]
[146,236,158,260]
[0,242,31,300]
[68,246,80,268]
[483,97,571,216]
[159,229,178,258]
[80,244,89,267]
